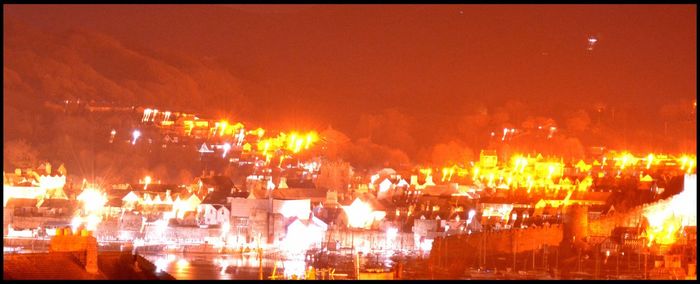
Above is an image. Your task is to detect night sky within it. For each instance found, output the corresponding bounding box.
[4,4,697,155]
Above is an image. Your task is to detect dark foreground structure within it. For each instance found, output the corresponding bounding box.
[3,228,174,280]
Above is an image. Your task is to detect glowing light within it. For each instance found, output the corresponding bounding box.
[155,258,168,273]
[236,129,246,146]
[587,35,599,51]
[643,174,696,246]
[222,143,231,158]
[176,258,190,269]
[294,139,304,153]
[440,166,457,182]
[86,214,100,231]
[420,239,434,252]
[77,188,108,214]
[219,121,228,136]
[342,198,381,229]
[221,222,230,236]
[280,218,327,257]
[142,109,152,122]
[678,155,696,174]
[71,216,82,233]
[386,227,398,244]
[144,176,152,190]
[132,130,141,145]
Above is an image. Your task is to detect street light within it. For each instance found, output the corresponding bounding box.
[132,130,141,145]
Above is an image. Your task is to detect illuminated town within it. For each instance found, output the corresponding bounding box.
[3,4,697,280]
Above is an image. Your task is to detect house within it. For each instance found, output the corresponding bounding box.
[229,197,314,243]
[6,198,39,217]
[36,199,74,217]
[479,150,498,169]
[120,189,201,220]
[196,175,235,192]
[3,234,172,280]
[478,198,534,226]
[103,197,123,218]
[197,204,230,227]
[377,179,394,199]
[284,178,316,189]
[272,188,328,203]
[282,216,328,251]
[412,217,441,240]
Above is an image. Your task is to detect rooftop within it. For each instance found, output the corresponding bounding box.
[3,251,173,280]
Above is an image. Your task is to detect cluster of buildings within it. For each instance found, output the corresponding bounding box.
[4,101,697,279]
[4,148,693,252]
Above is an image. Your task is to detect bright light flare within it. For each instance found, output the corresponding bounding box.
[343,198,379,229]
[144,176,152,190]
[71,216,82,233]
[142,109,152,122]
[222,143,231,158]
[86,214,100,231]
[132,130,141,145]
[77,188,107,214]
[643,174,696,246]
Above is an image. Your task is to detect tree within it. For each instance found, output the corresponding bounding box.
[430,141,474,166]
[4,139,39,170]
[178,169,194,185]
[355,108,416,155]
[565,110,591,134]
[319,126,351,160]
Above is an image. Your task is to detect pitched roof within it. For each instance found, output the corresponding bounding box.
[421,185,457,196]
[199,176,234,190]
[130,184,180,192]
[201,189,232,204]
[284,178,316,189]
[272,188,327,200]
[37,199,74,208]
[571,191,612,202]
[3,252,172,280]
[5,198,38,208]
[3,252,106,280]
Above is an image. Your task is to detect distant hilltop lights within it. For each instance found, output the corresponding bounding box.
[129,106,695,177]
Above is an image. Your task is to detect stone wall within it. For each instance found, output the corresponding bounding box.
[141,226,223,243]
[430,225,563,271]
[325,227,418,251]
[588,209,641,237]
[8,216,70,231]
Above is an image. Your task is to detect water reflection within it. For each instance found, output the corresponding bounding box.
[143,253,281,280]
